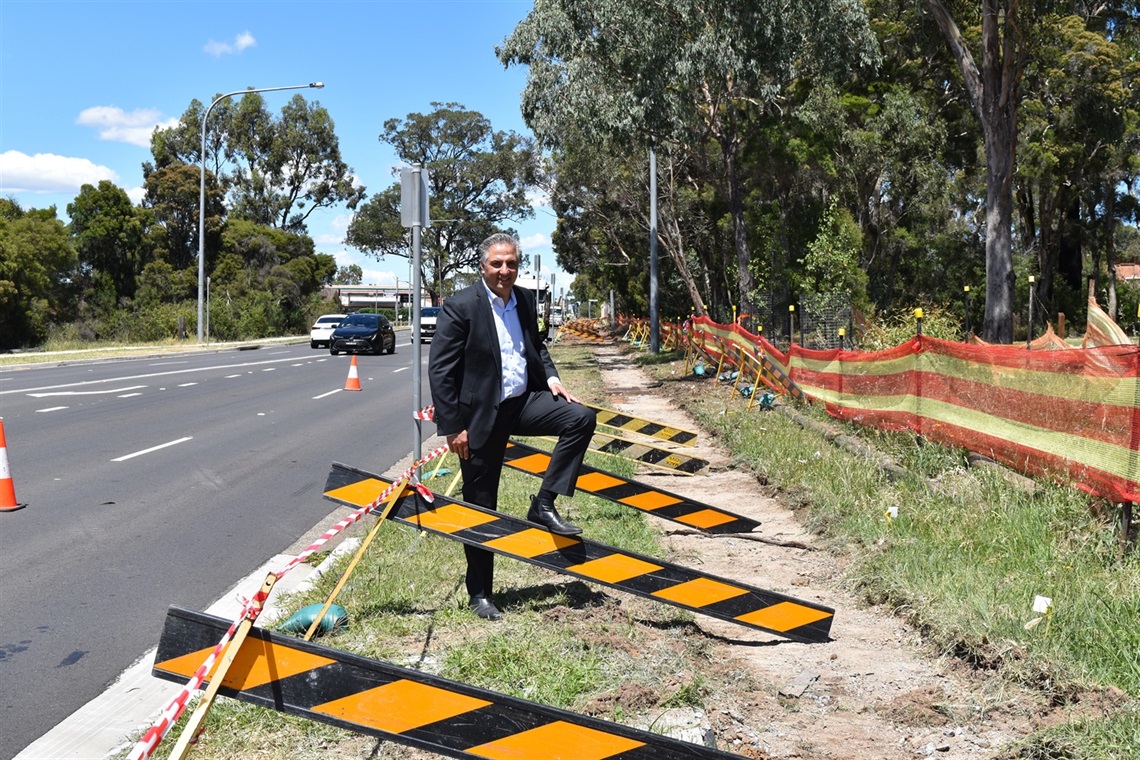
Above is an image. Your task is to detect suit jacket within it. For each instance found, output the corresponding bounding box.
[429,282,558,449]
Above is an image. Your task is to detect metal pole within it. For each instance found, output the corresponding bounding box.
[1027,275,1035,349]
[411,164,424,475]
[649,148,660,353]
[197,82,323,343]
[964,285,971,338]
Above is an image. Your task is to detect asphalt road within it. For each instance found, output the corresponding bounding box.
[0,340,433,758]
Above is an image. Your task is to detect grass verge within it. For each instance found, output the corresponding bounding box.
[131,343,735,759]
[643,350,1139,759]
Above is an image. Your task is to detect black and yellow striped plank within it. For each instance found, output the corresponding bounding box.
[503,441,757,534]
[586,404,699,447]
[324,463,833,643]
[542,432,710,475]
[153,606,739,760]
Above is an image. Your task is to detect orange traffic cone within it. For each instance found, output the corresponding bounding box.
[0,418,26,512]
[344,355,362,391]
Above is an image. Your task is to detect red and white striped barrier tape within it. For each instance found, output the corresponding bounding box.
[126,441,450,760]
[413,403,435,421]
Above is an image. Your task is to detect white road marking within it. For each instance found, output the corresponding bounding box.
[35,406,69,413]
[394,367,409,373]
[2,356,306,396]
[118,393,143,398]
[312,389,341,399]
[27,385,147,398]
[177,382,197,387]
[225,374,242,378]
[112,437,193,462]
[262,368,276,372]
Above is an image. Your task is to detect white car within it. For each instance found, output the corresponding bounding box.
[419,306,440,342]
[310,313,347,348]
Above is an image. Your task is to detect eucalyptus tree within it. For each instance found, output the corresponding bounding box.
[345,103,539,305]
[0,200,78,348]
[546,123,714,317]
[1017,9,1140,322]
[498,0,880,318]
[921,0,1034,343]
[146,92,362,235]
[67,180,149,303]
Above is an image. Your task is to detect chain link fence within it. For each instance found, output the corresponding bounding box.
[740,292,853,350]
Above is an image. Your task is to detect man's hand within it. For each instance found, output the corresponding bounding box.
[550,381,582,405]
[446,430,470,460]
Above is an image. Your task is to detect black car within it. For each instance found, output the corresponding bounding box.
[329,313,396,355]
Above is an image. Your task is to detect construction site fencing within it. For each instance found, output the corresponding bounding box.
[687,316,1140,505]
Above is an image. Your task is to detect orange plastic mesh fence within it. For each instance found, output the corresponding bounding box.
[691,316,1140,503]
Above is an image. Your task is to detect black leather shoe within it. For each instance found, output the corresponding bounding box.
[527,495,583,536]
[469,596,502,621]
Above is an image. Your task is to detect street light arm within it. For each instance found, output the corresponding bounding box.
[196,82,323,343]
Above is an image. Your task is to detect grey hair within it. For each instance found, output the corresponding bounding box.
[478,233,520,265]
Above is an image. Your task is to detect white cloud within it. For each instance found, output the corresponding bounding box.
[0,150,118,193]
[204,31,257,57]
[519,232,552,255]
[313,213,353,246]
[126,186,146,205]
[77,106,180,147]
[360,267,398,286]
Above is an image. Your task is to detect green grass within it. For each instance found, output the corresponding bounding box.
[126,342,726,758]
[662,359,1139,757]
[126,342,1138,758]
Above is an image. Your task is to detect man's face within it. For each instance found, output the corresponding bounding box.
[481,242,519,300]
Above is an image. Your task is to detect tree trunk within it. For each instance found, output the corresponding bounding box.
[720,111,756,319]
[926,0,1021,343]
[659,156,708,315]
[981,120,1015,343]
[1104,186,1117,320]
[723,142,754,321]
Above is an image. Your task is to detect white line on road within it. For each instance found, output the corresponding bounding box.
[394,367,409,373]
[224,374,242,378]
[112,437,193,462]
[28,385,148,398]
[35,406,69,413]
[262,368,276,372]
[312,389,341,399]
[177,382,197,387]
[118,393,143,398]
[2,356,306,396]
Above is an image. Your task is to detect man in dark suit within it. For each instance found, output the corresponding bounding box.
[429,233,597,621]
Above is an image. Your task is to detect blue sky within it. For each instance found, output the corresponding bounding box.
[0,0,573,295]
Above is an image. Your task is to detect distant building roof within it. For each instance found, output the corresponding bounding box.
[1116,263,1140,281]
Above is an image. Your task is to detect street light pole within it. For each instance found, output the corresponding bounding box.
[197,82,324,343]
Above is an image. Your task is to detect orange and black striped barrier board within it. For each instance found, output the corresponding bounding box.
[504,441,757,534]
[325,463,833,643]
[587,404,699,447]
[154,605,741,759]
[543,431,710,475]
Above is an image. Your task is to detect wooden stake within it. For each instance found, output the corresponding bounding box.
[303,479,409,641]
[169,572,277,760]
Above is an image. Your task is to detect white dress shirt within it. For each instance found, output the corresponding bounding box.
[482,283,561,401]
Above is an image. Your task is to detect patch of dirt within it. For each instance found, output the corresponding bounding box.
[588,343,1061,759]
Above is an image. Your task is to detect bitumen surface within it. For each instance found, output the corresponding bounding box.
[14,521,364,760]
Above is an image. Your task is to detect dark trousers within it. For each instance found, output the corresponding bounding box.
[459,391,596,599]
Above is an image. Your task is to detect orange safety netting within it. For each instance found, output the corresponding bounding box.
[688,315,1140,503]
